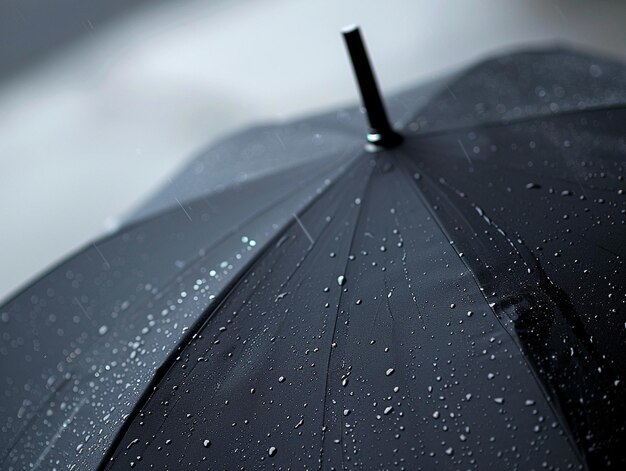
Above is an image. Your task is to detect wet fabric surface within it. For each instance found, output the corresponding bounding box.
[1,48,625,470]
[405,48,626,134]
[0,154,357,469]
[106,154,586,470]
[403,107,626,468]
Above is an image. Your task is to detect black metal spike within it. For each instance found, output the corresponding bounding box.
[342,25,402,151]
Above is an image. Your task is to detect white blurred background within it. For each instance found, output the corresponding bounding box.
[1,0,625,302]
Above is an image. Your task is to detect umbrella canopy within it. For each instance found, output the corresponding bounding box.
[1,31,625,470]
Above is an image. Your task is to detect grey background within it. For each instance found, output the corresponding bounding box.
[1,0,625,302]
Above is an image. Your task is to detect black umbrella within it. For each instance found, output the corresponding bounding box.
[1,27,624,470]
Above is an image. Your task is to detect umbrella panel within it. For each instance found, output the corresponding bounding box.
[106,153,584,470]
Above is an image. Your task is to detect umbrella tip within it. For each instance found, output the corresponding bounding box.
[341,25,402,151]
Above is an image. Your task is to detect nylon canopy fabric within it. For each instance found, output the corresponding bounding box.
[0,155,356,469]
[105,49,626,470]
[105,109,625,469]
[106,152,586,470]
[1,48,625,470]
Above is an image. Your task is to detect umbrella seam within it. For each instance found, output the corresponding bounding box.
[318,158,374,470]
[142,162,368,454]
[0,150,352,466]
[97,151,367,470]
[394,153,589,468]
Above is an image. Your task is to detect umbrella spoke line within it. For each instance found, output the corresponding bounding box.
[318,160,374,469]
[272,180,365,298]
[269,157,373,299]
[148,158,370,465]
[383,164,438,422]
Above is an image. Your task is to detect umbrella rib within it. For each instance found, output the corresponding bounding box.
[144,195,341,446]
[108,158,354,418]
[318,159,374,470]
[138,190,351,451]
[97,152,366,470]
[96,157,354,443]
